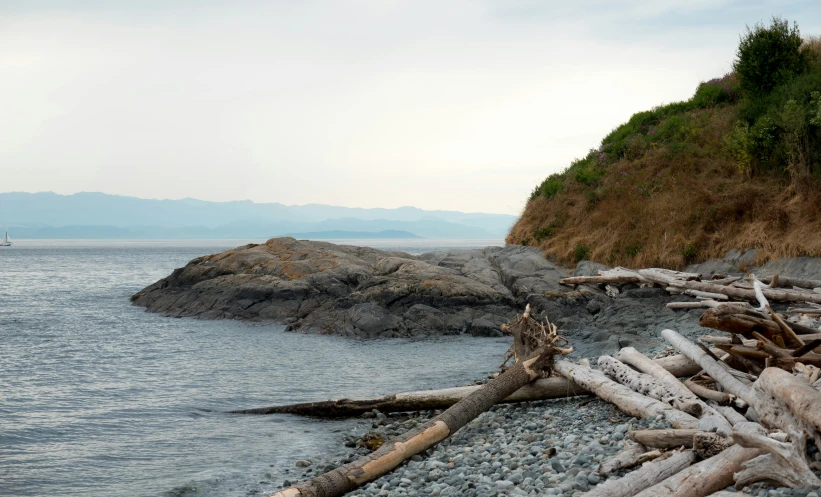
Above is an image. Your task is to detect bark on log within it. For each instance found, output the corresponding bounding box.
[270,348,559,497]
[597,441,647,476]
[639,269,821,305]
[732,422,821,488]
[762,275,821,290]
[614,347,732,433]
[235,354,703,417]
[632,444,760,497]
[629,429,703,448]
[553,360,699,428]
[584,450,697,497]
[661,329,754,404]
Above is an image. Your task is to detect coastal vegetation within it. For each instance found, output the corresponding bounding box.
[509,18,821,268]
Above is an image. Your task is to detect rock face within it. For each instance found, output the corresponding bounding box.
[132,237,716,355]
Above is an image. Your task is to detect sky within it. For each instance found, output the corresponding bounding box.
[2,1,820,215]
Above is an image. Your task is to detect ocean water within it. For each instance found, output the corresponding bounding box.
[0,239,509,497]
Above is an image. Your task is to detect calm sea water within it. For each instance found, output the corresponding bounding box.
[0,239,508,497]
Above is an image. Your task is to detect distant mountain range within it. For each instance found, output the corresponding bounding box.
[0,192,515,239]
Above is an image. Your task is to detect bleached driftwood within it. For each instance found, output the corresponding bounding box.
[667,300,723,309]
[732,422,821,488]
[598,440,647,476]
[763,275,821,291]
[553,360,699,429]
[598,356,702,416]
[711,404,748,426]
[699,335,757,347]
[629,429,703,449]
[584,450,696,497]
[559,267,649,286]
[665,288,728,300]
[614,347,732,433]
[749,367,821,448]
[632,444,760,497]
[661,329,754,404]
[639,269,821,305]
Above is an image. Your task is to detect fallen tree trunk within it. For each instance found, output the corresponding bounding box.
[270,309,569,497]
[639,269,821,305]
[584,450,696,497]
[614,347,732,433]
[762,275,821,290]
[684,379,746,408]
[233,353,703,417]
[660,329,754,404]
[632,444,760,497]
[629,429,703,448]
[553,360,699,429]
[559,267,649,286]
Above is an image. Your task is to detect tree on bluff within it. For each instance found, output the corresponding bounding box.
[734,16,806,96]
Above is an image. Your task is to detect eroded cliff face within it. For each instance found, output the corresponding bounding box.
[132,237,723,355]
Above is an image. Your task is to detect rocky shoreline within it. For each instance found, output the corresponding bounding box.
[139,238,821,496]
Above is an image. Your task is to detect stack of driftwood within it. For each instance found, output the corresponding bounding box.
[247,268,821,497]
[558,267,821,496]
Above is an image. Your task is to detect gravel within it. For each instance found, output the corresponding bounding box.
[266,394,821,497]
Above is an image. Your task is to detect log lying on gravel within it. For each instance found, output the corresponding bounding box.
[597,441,648,476]
[232,353,704,417]
[270,308,571,497]
[613,347,732,433]
[732,422,821,488]
[559,267,650,286]
[584,450,697,497]
[632,444,760,497]
[629,429,704,449]
[660,329,754,404]
[553,360,699,429]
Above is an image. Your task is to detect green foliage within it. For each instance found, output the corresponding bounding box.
[530,173,564,201]
[726,121,753,176]
[810,91,821,126]
[625,243,641,257]
[734,17,806,96]
[533,222,559,242]
[692,74,740,108]
[682,244,698,261]
[780,99,809,180]
[574,244,590,262]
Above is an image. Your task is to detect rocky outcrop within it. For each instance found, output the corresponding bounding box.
[132,237,730,355]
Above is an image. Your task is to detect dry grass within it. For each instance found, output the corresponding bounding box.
[507,106,821,269]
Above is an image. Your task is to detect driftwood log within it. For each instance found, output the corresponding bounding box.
[553,360,699,428]
[232,353,703,417]
[660,329,754,403]
[750,367,821,448]
[583,450,696,497]
[732,422,821,488]
[639,269,821,305]
[269,308,571,497]
[597,441,647,476]
[628,428,703,448]
[631,444,760,497]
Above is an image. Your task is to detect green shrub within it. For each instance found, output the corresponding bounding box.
[625,243,641,257]
[682,244,698,261]
[692,74,740,108]
[780,99,809,181]
[574,244,591,262]
[726,120,753,176]
[734,17,806,96]
[810,91,821,126]
[533,223,558,242]
[530,173,564,201]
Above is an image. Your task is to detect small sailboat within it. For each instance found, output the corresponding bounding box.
[1,229,11,247]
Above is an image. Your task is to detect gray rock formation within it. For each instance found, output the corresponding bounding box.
[132,237,732,356]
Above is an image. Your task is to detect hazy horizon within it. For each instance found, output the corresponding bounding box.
[3,1,821,214]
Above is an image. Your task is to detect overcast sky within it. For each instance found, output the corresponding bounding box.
[2,1,820,214]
